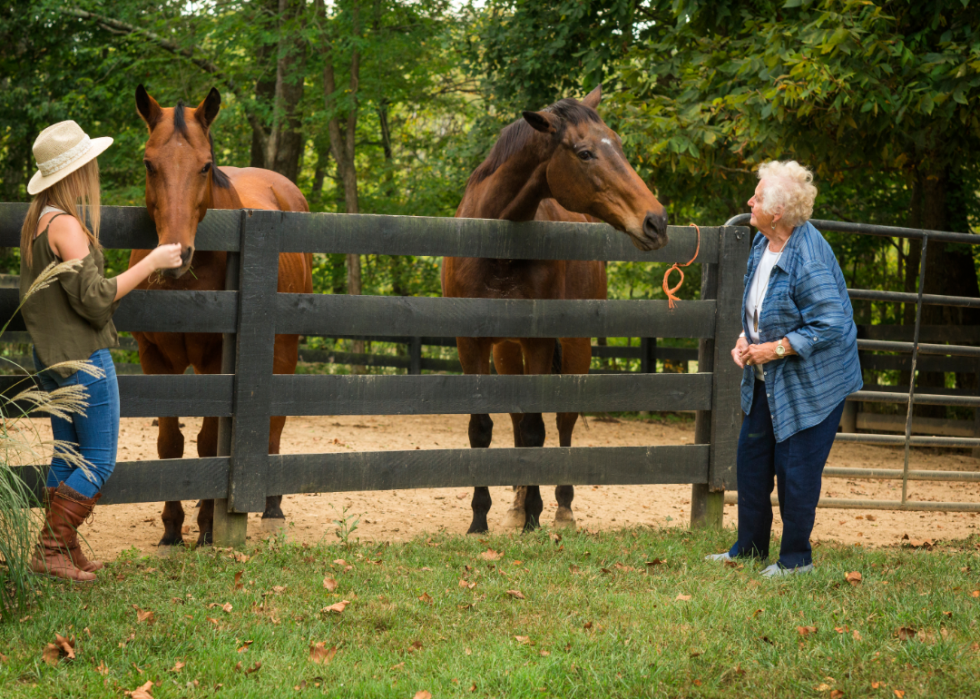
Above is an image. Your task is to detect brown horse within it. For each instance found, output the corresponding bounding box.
[442,86,668,534]
[133,85,313,546]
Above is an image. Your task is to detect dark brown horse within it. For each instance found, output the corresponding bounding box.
[443,86,668,534]
[132,85,313,546]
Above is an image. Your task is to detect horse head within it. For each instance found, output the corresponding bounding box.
[522,86,668,251]
[136,85,229,278]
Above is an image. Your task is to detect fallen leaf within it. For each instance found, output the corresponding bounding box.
[244,661,261,675]
[414,692,432,699]
[480,549,503,561]
[96,661,109,675]
[170,660,185,672]
[272,586,287,594]
[233,551,249,563]
[506,590,525,600]
[894,691,905,698]
[675,594,692,602]
[797,626,817,637]
[852,630,862,640]
[569,564,581,574]
[646,558,666,568]
[831,691,844,699]
[470,684,477,692]
[815,684,832,691]
[42,634,76,666]
[583,621,593,630]
[323,577,338,592]
[540,650,550,656]
[390,662,405,670]
[238,640,253,653]
[234,571,244,590]
[896,626,917,641]
[309,642,337,665]
[135,607,155,624]
[125,681,155,699]
[407,640,423,653]
[845,571,862,586]
[323,600,351,614]
[417,593,433,605]
[514,636,530,644]
[971,590,980,598]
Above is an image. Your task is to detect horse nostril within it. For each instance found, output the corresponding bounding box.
[180,246,194,265]
[643,211,668,238]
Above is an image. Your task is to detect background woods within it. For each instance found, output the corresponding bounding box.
[1,1,979,408]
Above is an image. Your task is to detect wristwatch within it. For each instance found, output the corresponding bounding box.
[775,340,786,358]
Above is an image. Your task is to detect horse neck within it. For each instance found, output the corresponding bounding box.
[207,175,244,211]
[464,134,556,221]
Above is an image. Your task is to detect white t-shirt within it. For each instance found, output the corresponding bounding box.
[743,246,783,380]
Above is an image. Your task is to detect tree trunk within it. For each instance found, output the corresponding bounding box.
[268,0,307,182]
[250,0,279,169]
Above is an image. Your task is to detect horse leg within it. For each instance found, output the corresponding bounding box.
[516,338,554,532]
[553,337,590,529]
[494,341,529,530]
[263,416,287,520]
[195,416,219,546]
[157,416,186,546]
[459,337,494,534]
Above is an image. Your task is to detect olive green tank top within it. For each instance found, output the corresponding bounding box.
[19,212,119,378]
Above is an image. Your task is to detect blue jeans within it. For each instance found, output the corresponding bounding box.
[728,379,845,569]
[33,348,119,499]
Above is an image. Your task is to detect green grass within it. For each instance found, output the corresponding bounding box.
[2,526,979,698]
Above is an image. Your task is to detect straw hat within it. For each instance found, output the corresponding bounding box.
[27,120,113,195]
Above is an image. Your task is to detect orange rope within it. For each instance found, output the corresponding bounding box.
[662,223,701,309]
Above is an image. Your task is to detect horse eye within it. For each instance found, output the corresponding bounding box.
[201,163,212,174]
[144,160,154,175]
[577,150,594,161]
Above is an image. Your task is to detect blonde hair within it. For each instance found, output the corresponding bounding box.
[756,160,817,228]
[19,158,102,268]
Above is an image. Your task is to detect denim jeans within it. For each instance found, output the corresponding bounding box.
[33,348,119,499]
[728,378,846,569]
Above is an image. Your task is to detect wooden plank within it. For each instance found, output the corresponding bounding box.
[0,288,236,334]
[279,209,719,263]
[692,256,720,528]
[0,203,241,251]
[708,226,751,490]
[0,374,232,416]
[13,458,229,504]
[227,210,280,513]
[270,372,712,415]
[267,445,709,494]
[855,412,977,438]
[858,324,980,343]
[858,352,976,374]
[276,295,716,339]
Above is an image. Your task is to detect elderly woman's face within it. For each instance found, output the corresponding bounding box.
[748,181,772,231]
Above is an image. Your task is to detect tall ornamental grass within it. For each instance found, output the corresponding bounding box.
[0,259,98,617]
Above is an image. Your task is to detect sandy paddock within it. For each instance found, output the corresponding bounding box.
[26,413,980,560]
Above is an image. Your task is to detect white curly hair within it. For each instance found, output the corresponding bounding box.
[757,160,817,228]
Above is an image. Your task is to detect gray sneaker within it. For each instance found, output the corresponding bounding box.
[760,563,814,578]
[705,552,734,562]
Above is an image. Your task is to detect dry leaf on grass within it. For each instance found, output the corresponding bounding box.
[540,650,550,656]
[238,640,253,653]
[797,626,818,637]
[245,661,262,675]
[414,692,432,699]
[459,579,476,589]
[480,549,503,561]
[206,617,220,627]
[971,590,980,598]
[514,636,530,644]
[207,602,233,614]
[135,607,155,624]
[831,691,844,699]
[42,634,76,666]
[407,640,424,653]
[323,577,338,592]
[815,684,832,691]
[323,600,351,614]
[125,681,155,699]
[309,642,337,664]
[852,630,862,640]
[894,691,905,698]
[675,594,692,602]
[506,590,526,600]
[96,661,109,675]
[896,626,917,641]
[845,571,862,586]
[234,571,244,591]
[418,593,433,605]
[169,660,185,673]
[272,585,287,594]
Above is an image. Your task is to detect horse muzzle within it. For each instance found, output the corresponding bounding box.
[630,210,669,251]
[161,245,195,279]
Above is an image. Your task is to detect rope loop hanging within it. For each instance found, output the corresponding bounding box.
[662,223,701,309]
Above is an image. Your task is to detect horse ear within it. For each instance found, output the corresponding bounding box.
[582,84,602,110]
[522,110,559,134]
[136,84,162,130]
[194,88,222,131]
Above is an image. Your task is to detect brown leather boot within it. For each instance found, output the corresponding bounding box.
[30,483,98,582]
[50,486,103,572]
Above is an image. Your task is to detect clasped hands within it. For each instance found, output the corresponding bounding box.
[731,336,781,369]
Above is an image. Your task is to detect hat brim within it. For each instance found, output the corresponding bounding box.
[27,136,114,196]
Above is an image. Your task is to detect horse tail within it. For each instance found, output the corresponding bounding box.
[551,339,563,375]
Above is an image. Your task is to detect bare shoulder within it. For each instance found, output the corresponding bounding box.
[45,214,90,260]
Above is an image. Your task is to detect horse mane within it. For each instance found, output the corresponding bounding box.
[468,98,602,187]
[173,100,231,189]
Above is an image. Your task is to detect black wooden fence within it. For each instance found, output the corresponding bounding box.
[0,203,749,544]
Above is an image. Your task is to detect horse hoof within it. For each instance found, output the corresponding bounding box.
[262,509,285,520]
[466,521,489,535]
[522,518,541,533]
[553,508,576,529]
[501,508,526,530]
[157,535,185,548]
[260,517,288,539]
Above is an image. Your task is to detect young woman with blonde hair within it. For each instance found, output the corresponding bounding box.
[20,120,182,582]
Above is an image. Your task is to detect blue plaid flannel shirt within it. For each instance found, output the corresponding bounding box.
[741,221,863,442]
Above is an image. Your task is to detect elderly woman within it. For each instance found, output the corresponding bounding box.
[707,161,862,577]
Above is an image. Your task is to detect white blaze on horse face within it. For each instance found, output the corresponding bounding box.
[601,138,613,146]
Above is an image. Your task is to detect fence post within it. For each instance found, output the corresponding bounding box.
[213,216,248,547]
[640,337,657,374]
[225,209,281,516]
[691,225,750,530]
[409,337,423,375]
[840,401,858,433]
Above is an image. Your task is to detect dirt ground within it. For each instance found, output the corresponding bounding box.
[27,413,980,560]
